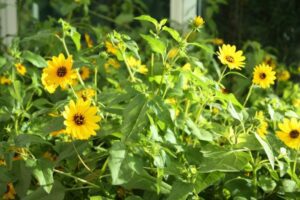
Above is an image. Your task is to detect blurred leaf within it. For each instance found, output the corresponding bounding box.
[115,13,134,25]
[121,94,148,140]
[23,51,47,68]
[23,181,64,200]
[32,159,54,193]
[135,15,158,27]
[254,133,275,169]
[258,175,276,193]
[0,57,6,68]
[167,181,193,200]
[140,34,166,54]
[162,26,181,42]
[186,118,213,141]
[14,134,50,147]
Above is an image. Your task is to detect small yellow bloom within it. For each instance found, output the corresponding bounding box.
[255,111,268,138]
[76,88,96,101]
[84,33,93,48]
[212,38,224,45]
[217,44,246,70]
[2,183,16,200]
[165,98,177,105]
[252,63,276,89]
[0,76,11,85]
[43,152,56,161]
[277,70,290,81]
[263,55,276,69]
[193,16,205,27]
[63,99,101,140]
[182,63,191,71]
[126,56,148,74]
[167,48,179,59]
[276,118,300,149]
[104,58,121,72]
[50,129,66,137]
[212,107,220,115]
[15,63,26,75]
[105,41,118,55]
[293,99,300,108]
[79,66,90,80]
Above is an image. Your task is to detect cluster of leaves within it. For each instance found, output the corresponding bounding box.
[0,1,300,200]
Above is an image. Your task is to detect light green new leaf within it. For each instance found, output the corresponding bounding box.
[135,15,158,27]
[140,34,166,55]
[186,118,213,141]
[162,26,181,42]
[0,57,6,68]
[227,102,243,121]
[254,132,275,169]
[23,51,47,68]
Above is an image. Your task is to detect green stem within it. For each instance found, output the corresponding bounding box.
[94,67,98,103]
[122,53,135,82]
[293,150,299,175]
[54,169,100,188]
[76,69,86,87]
[70,85,78,99]
[243,84,254,107]
[72,142,92,172]
[61,36,70,56]
[217,66,228,85]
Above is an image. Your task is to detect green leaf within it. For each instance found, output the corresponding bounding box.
[135,15,158,27]
[162,26,181,42]
[254,133,275,169]
[199,147,250,172]
[227,102,243,121]
[140,34,166,54]
[194,172,225,193]
[121,94,148,140]
[0,56,7,68]
[189,42,214,54]
[115,13,134,25]
[12,160,32,197]
[23,51,47,68]
[258,175,276,193]
[167,181,193,200]
[32,159,54,193]
[59,19,81,50]
[186,118,213,141]
[15,134,50,147]
[23,181,64,200]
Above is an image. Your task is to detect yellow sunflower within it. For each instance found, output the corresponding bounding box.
[79,66,90,80]
[76,88,96,101]
[252,63,276,89]
[278,70,290,81]
[212,38,224,45]
[104,58,120,72]
[127,56,148,74]
[42,53,77,93]
[193,16,205,27]
[255,111,268,138]
[217,44,246,70]
[2,183,16,200]
[63,99,100,140]
[105,41,118,55]
[84,33,93,48]
[0,76,11,85]
[15,63,27,75]
[276,118,300,149]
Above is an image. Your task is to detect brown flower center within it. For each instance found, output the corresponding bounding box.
[56,66,67,77]
[73,114,85,125]
[259,73,266,79]
[79,69,83,75]
[225,55,234,63]
[289,130,299,139]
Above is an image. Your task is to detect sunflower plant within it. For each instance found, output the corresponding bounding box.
[0,8,300,200]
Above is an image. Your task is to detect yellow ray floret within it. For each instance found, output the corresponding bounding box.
[63,98,101,140]
[276,118,300,149]
[217,44,246,70]
[252,63,276,89]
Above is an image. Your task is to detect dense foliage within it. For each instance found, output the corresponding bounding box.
[0,1,300,199]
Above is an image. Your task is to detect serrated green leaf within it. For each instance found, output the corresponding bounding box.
[140,34,166,54]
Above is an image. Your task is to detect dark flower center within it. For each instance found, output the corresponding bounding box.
[56,66,67,77]
[225,55,234,63]
[289,130,299,139]
[73,114,85,125]
[79,69,83,75]
[259,73,266,79]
